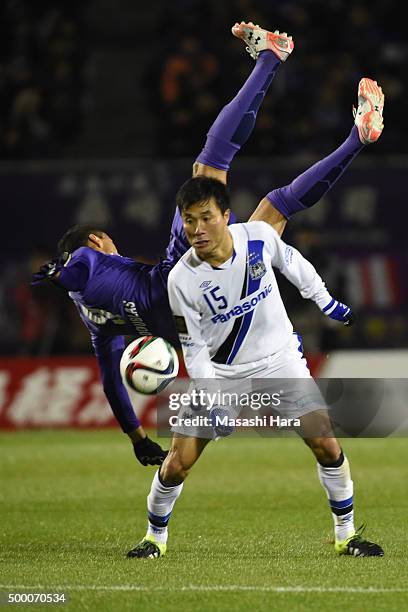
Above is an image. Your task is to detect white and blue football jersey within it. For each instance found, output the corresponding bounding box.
[168,221,332,379]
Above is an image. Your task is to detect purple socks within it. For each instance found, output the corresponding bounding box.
[267,126,365,219]
[196,51,281,171]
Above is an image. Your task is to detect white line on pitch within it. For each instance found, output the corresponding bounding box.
[1,585,407,593]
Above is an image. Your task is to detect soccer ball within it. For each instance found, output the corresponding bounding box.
[120,336,179,395]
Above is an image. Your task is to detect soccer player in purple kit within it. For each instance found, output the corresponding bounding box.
[32,22,384,472]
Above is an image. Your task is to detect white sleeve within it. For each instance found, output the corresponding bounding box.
[264,224,332,310]
[168,271,216,379]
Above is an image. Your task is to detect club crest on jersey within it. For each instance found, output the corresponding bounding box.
[249,260,266,281]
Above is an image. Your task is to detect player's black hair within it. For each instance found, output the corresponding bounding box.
[57,224,105,255]
[176,177,230,214]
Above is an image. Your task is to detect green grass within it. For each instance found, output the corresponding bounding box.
[1,431,407,611]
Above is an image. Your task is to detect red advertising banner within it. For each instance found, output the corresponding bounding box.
[0,357,114,429]
[0,355,324,429]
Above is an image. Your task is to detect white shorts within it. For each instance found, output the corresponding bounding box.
[170,334,326,439]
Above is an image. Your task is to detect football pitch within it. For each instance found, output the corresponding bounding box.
[1,430,407,612]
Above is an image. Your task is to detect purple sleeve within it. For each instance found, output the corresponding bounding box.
[57,248,98,291]
[91,333,141,433]
[58,262,89,292]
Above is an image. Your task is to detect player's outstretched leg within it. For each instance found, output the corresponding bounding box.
[263,78,385,220]
[195,22,294,179]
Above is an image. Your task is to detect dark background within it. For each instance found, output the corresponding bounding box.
[1,0,406,356]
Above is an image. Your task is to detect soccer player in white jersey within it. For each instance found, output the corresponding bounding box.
[125,21,385,559]
[128,176,384,559]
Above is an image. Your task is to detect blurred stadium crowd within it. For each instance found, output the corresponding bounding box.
[149,0,405,157]
[0,0,85,159]
[1,0,406,159]
[1,0,406,356]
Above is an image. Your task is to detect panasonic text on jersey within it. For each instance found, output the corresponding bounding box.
[211,284,273,324]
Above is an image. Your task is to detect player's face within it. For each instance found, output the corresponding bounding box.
[182,198,230,259]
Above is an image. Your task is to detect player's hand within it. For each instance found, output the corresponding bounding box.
[31,252,71,285]
[323,299,354,326]
[133,436,168,466]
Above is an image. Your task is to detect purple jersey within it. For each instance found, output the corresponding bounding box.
[59,209,188,347]
[56,210,188,434]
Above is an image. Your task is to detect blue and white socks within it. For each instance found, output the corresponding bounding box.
[145,453,355,546]
[146,470,183,544]
[317,452,355,542]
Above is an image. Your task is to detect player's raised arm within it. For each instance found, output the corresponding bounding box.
[91,333,167,466]
[167,269,216,379]
[260,222,354,326]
